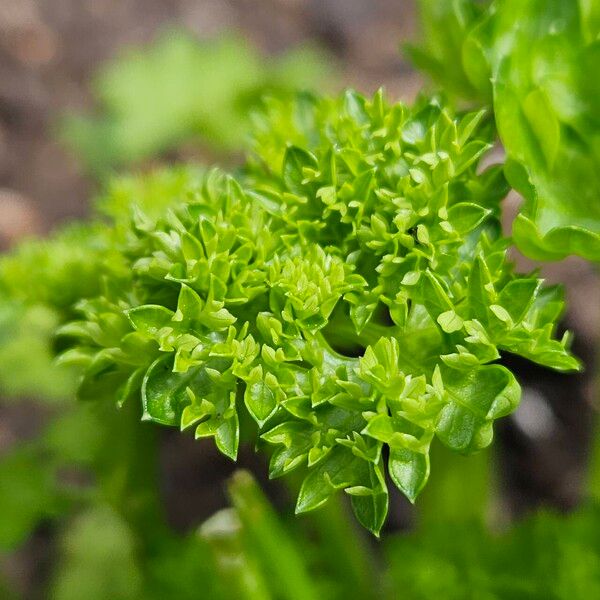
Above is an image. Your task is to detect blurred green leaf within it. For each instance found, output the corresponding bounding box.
[228,471,319,600]
[410,0,600,261]
[61,31,331,175]
[407,0,493,102]
[50,506,143,600]
[0,447,63,550]
[494,0,600,261]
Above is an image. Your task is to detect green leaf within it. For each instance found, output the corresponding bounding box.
[348,461,389,537]
[127,305,174,337]
[174,284,203,322]
[388,447,430,503]
[295,448,356,514]
[77,354,130,404]
[214,410,239,461]
[282,146,318,195]
[183,380,240,460]
[262,421,314,479]
[437,310,464,334]
[116,367,145,408]
[244,368,278,426]
[447,203,490,234]
[142,357,212,426]
[497,279,538,323]
[436,365,521,452]
[418,272,454,320]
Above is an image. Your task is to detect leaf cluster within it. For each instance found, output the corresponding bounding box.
[54,90,578,534]
[0,168,205,401]
[410,0,600,261]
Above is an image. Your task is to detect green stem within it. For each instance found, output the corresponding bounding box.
[227,471,319,600]
[199,507,273,600]
[307,494,378,599]
[94,397,166,550]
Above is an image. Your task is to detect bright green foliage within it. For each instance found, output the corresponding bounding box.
[0,302,75,400]
[494,0,600,261]
[0,223,110,315]
[0,167,204,401]
[54,90,578,534]
[406,0,494,102]
[61,31,330,175]
[410,0,600,261]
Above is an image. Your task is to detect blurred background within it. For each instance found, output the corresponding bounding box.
[0,1,598,598]
[0,0,420,234]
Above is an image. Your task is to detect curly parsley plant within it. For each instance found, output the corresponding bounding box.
[57,91,578,534]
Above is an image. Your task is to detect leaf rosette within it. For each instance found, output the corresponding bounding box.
[55,91,579,534]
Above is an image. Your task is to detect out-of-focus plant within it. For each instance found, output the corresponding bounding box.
[213,468,595,600]
[215,472,600,599]
[410,0,600,261]
[9,462,600,599]
[0,167,205,401]
[0,168,216,594]
[61,31,331,176]
[0,302,74,400]
[0,396,225,599]
[0,223,107,401]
